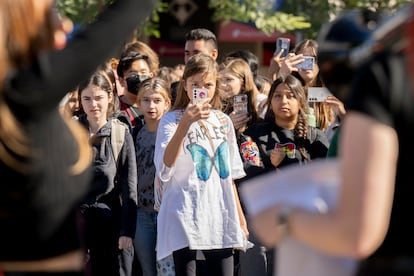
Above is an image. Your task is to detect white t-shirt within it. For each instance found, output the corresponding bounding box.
[154,109,246,260]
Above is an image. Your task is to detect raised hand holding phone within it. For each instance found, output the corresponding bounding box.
[296,56,314,70]
[233,94,248,114]
[192,87,208,104]
[275,37,290,57]
[307,87,331,102]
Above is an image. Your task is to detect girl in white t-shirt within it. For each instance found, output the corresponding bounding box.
[154,53,249,276]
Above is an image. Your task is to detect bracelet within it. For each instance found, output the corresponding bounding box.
[277,206,292,239]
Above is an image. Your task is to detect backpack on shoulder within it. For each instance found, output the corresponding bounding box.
[110,118,129,164]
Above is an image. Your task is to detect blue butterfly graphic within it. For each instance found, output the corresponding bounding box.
[186,141,230,181]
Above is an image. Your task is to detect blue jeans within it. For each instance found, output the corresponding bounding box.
[134,210,157,276]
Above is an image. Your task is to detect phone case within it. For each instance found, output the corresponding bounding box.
[296,56,314,70]
[233,94,248,114]
[276,37,290,57]
[192,88,208,104]
[307,87,331,102]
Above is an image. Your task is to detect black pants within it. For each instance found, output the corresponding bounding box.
[173,247,234,276]
[83,203,134,276]
[5,273,83,276]
[356,256,414,276]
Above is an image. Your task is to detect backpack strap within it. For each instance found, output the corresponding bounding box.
[110,119,128,164]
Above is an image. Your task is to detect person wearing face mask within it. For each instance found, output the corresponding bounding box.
[116,51,155,131]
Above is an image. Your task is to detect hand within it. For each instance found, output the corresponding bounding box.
[118,236,133,250]
[268,50,284,81]
[229,111,249,132]
[278,53,304,80]
[257,97,268,118]
[181,100,211,126]
[325,95,346,119]
[239,216,250,240]
[250,206,280,248]
[270,148,286,168]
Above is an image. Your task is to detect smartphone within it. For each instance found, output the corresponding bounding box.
[307,87,331,102]
[275,37,290,57]
[296,56,314,70]
[192,88,208,104]
[233,94,248,114]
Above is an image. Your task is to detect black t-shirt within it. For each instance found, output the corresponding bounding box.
[241,122,329,181]
[347,51,414,256]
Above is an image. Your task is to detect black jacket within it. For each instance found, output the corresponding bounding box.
[79,116,138,238]
[0,0,154,260]
[241,122,329,180]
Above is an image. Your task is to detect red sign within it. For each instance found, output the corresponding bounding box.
[150,38,184,58]
[218,20,294,42]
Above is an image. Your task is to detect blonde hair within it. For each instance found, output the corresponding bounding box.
[136,77,171,111]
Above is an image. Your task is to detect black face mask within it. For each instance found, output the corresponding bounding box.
[126,74,150,95]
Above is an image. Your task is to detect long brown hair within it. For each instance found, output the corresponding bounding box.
[219,58,260,124]
[293,39,335,131]
[173,53,222,111]
[0,0,91,173]
[79,69,118,119]
[265,75,311,161]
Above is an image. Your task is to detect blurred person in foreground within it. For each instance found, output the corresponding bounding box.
[0,0,155,275]
[246,4,414,276]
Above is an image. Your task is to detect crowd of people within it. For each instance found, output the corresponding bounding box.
[1,0,414,276]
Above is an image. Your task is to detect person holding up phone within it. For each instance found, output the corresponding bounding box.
[219,57,267,276]
[248,6,414,275]
[219,58,264,129]
[270,39,346,140]
[154,53,248,276]
[275,37,291,58]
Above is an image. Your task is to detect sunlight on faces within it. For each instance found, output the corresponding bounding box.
[184,40,217,64]
[271,83,300,120]
[124,59,153,78]
[297,47,319,84]
[219,69,242,99]
[184,72,216,102]
[81,85,113,122]
[138,90,169,122]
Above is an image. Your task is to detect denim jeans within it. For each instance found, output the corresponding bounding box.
[134,209,157,276]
